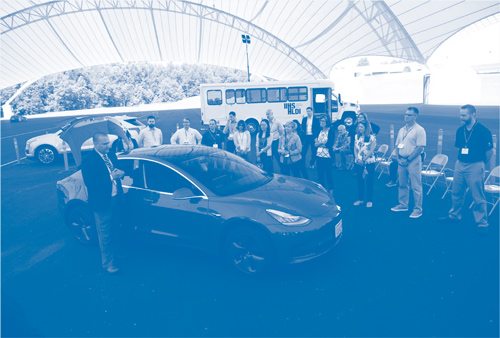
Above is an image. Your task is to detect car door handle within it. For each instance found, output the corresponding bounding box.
[210,212,221,217]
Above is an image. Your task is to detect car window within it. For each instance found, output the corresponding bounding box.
[118,159,144,188]
[142,160,202,195]
[172,151,272,196]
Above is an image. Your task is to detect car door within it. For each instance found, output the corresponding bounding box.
[138,159,220,249]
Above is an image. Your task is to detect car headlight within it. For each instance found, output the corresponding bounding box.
[266,209,311,226]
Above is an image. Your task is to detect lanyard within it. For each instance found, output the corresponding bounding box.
[463,122,477,148]
[402,123,415,141]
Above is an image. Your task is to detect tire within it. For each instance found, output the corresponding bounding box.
[403,66,411,72]
[245,119,259,134]
[66,205,98,246]
[341,111,357,127]
[36,145,58,164]
[223,225,275,275]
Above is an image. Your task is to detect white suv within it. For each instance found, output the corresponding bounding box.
[25,115,145,164]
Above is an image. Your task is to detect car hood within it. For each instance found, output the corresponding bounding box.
[228,175,337,217]
[28,132,59,143]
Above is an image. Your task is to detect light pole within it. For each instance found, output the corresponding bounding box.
[241,34,251,82]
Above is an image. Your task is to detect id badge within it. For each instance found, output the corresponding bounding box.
[228,133,234,140]
[398,143,404,149]
[461,148,469,154]
[213,144,218,148]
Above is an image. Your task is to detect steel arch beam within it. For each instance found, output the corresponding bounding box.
[1,0,327,79]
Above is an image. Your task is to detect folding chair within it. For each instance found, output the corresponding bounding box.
[470,166,500,216]
[378,148,397,179]
[442,168,459,199]
[421,154,448,195]
[345,153,355,170]
[374,144,389,170]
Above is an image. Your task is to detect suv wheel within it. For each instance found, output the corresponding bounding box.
[36,145,57,164]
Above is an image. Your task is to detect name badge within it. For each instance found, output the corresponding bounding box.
[228,133,234,140]
[213,144,218,148]
[461,148,469,154]
[398,143,405,149]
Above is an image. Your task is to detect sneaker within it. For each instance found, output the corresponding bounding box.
[366,202,373,208]
[437,216,459,224]
[386,181,397,187]
[391,205,408,212]
[409,210,422,218]
[106,265,120,274]
[353,200,364,206]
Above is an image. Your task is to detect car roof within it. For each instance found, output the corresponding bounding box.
[121,145,224,162]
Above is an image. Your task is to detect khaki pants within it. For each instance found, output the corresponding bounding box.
[449,161,488,226]
[398,156,423,212]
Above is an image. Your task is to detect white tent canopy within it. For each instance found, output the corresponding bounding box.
[1,0,499,89]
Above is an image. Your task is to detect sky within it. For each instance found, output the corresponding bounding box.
[331,19,500,105]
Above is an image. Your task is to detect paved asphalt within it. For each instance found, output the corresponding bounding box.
[1,105,499,337]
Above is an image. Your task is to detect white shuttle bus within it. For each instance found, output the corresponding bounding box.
[200,79,360,133]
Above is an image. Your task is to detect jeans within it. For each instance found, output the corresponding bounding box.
[355,162,375,202]
[316,157,334,190]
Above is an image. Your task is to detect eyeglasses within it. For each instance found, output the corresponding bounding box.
[405,114,416,117]
[183,121,189,123]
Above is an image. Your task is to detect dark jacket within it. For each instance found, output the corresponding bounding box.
[81,150,121,212]
[301,116,321,138]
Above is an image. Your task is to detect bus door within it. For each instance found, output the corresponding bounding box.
[312,87,331,118]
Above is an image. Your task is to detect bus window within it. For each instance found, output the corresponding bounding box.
[208,90,222,105]
[236,89,245,104]
[315,93,326,103]
[267,88,287,102]
[226,90,235,105]
[247,88,266,103]
[288,87,307,101]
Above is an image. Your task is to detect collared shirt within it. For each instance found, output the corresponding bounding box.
[306,116,313,135]
[223,120,238,140]
[95,150,118,196]
[170,127,202,145]
[455,121,493,163]
[139,127,163,147]
[269,118,284,141]
[396,123,426,158]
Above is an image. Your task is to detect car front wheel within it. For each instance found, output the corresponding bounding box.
[67,205,98,246]
[36,145,57,164]
[223,225,275,275]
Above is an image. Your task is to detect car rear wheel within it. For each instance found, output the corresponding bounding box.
[67,205,98,246]
[223,225,275,275]
[36,145,57,164]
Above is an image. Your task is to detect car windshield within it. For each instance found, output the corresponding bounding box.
[170,151,273,196]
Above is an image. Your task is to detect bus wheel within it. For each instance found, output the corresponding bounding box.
[245,119,259,134]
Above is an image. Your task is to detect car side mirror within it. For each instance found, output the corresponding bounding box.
[172,188,203,204]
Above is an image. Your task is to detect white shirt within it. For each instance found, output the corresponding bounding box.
[306,117,313,135]
[396,123,426,158]
[139,127,163,147]
[96,150,118,196]
[170,127,202,145]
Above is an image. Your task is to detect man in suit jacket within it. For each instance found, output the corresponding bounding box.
[81,132,125,274]
[301,107,321,168]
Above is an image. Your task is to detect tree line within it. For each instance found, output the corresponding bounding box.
[1,62,248,115]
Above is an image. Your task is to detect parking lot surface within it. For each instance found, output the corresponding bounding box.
[1,105,499,337]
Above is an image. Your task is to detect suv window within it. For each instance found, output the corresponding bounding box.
[118,159,144,188]
[142,160,201,195]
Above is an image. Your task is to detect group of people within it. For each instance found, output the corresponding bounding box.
[81,104,494,274]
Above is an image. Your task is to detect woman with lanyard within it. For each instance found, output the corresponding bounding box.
[353,121,377,207]
[256,119,274,172]
[278,121,303,177]
[234,120,251,160]
[314,116,335,195]
[201,119,224,148]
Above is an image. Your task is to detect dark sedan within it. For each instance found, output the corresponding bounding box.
[57,145,342,274]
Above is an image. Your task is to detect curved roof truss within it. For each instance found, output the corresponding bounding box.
[1,0,499,89]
